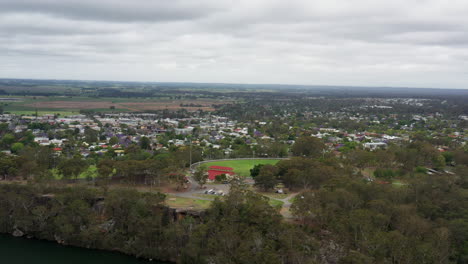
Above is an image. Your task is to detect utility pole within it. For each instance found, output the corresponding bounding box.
[189,136,192,169]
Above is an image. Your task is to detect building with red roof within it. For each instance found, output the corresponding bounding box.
[207,166,235,181]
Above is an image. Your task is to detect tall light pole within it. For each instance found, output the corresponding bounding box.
[189,136,192,169]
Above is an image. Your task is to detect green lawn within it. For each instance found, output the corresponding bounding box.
[268,198,284,208]
[203,159,282,177]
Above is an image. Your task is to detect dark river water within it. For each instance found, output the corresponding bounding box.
[0,234,167,264]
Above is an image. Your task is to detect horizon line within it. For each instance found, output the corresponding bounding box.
[1,77,467,91]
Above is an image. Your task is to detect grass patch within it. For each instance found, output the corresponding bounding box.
[192,193,218,199]
[392,180,408,187]
[165,195,212,210]
[362,168,376,178]
[260,192,289,199]
[51,165,98,180]
[203,159,281,177]
[268,198,284,208]
[77,165,98,179]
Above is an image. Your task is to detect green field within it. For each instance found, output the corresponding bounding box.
[203,159,282,177]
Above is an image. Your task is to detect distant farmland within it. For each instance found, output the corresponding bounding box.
[2,96,233,113]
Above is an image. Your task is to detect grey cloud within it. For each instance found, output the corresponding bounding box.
[0,0,468,88]
[0,0,223,22]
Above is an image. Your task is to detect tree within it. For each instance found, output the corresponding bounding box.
[124,145,150,160]
[10,142,24,154]
[58,156,88,179]
[183,185,318,263]
[193,165,208,188]
[250,164,265,178]
[374,168,397,180]
[1,133,15,148]
[16,146,55,180]
[140,136,151,150]
[0,123,8,135]
[168,171,187,190]
[215,174,227,182]
[84,127,98,143]
[277,158,337,190]
[113,160,150,184]
[291,136,325,158]
[96,159,115,190]
[108,136,119,145]
[0,153,18,180]
[254,164,278,191]
[20,131,35,145]
[433,154,446,170]
[347,149,374,173]
[339,250,374,264]
[441,151,454,164]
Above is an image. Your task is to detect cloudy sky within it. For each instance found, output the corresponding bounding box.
[1,0,468,89]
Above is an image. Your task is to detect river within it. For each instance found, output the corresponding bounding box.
[0,234,167,264]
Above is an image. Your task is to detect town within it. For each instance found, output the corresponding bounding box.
[0,83,467,264]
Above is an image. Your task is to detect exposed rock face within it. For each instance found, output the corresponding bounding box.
[319,240,345,264]
[170,207,205,221]
[12,229,24,237]
[99,219,115,232]
[54,234,65,244]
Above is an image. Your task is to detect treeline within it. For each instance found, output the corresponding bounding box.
[292,174,468,263]
[249,137,468,263]
[0,140,203,183]
[215,95,468,122]
[96,88,155,98]
[0,183,319,263]
[252,158,338,191]
[253,158,468,263]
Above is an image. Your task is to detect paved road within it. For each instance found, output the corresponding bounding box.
[279,193,299,208]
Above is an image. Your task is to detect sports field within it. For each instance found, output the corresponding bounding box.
[203,159,282,177]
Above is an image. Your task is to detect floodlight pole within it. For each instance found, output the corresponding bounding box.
[189,136,192,168]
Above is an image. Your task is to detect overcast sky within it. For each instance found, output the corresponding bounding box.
[1,0,468,89]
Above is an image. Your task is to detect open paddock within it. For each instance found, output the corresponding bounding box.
[16,98,230,112]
